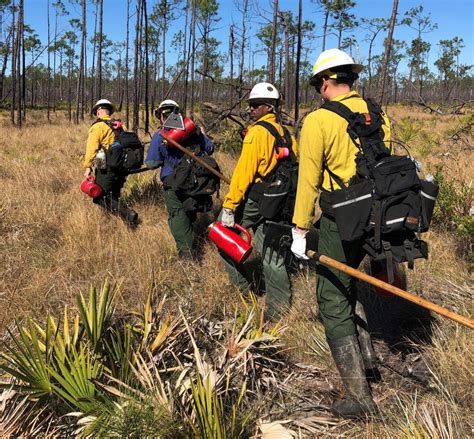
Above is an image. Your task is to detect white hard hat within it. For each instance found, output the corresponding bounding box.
[248,82,280,102]
[310,48,363,82]
[92,98,114,116]
[156,99,180,112]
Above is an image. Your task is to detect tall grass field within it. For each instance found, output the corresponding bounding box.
[0,105,472,437]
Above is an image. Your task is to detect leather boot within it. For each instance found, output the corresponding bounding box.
[355,301,381,382]
[328,335,377,418]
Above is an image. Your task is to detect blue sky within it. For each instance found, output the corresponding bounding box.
[22,0,474,75]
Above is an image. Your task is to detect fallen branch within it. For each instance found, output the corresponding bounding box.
[195,70,251,91]
[204,93,250,133]
[448,100,474,115]
[414,99,444,115]
[449,121,473,141]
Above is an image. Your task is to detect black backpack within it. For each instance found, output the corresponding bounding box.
[247,121,298,222]
[166,153,221,199]
[95,119,144,172]
[319,98,439,282]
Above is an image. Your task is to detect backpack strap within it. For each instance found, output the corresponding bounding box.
[93,118,123,133]
[320,100,367,144]
[255,120,296,162]
[365,97,382,115]
[320,101,362,190]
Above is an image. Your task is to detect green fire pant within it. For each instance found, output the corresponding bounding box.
[219,199,292,319]
[316,215,366,341]
[163,189,194,256]
[94,167,127,199]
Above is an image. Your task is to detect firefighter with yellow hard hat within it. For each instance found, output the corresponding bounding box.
[291,48,392,418]
[218,82,297,321]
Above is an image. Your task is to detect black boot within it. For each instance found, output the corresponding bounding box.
[355,301,381,382]
[107,198,140,228]
[328,335,377,418]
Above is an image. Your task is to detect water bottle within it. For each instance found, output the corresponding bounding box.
[95,149,107,169]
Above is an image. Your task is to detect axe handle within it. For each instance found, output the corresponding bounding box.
[161,133,231,185]
[307,250,474,330]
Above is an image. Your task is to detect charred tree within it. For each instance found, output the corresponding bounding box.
[75,0,86,124]
[294,0,302,122]
[97,0,103,98]
[47,0,51,121]
[10,2,16,125]
[132,0,142,130]
[237,0,249,99]
[189,0,196,116]
[378,0,398,104]
[269,0,278,83]
[143,0,150,134]
[125,0,130,128]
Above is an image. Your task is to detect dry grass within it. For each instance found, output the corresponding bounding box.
[0,105,473,436]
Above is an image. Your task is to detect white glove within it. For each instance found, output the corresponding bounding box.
[291,227,309,260]
[221,208,235,228]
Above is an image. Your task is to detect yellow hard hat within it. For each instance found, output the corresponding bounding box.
[310,48,363,83]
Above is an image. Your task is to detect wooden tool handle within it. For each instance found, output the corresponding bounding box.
[307,250,474,330]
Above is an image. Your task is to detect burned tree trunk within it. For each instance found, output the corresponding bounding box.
[294,0,302,122]
[125,0,130,128]
[378,0,398,104]
[97,0,103,98]
[269,0,278,83]
[143,0,150,134]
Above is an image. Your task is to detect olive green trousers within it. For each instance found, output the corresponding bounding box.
[316,215,366,340]
[219,199,292,319]
[163,189,194,256]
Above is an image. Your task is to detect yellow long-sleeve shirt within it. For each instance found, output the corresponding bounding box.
[292,91,391,229]
[83,116,117,168]
[223,113,297,211]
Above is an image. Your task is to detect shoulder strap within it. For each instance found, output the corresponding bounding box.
[255,120,296,161]
[320,100,357,124]
[93,118,123,133]
[93,118,112,129]
[255,120,285,149]
[365,97,382,114]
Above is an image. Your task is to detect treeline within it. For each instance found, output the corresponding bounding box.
[0,0,472,129]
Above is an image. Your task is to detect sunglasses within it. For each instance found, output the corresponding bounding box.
[312,76,328,93]
[249,102,263,109]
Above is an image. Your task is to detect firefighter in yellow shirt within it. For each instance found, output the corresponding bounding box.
[291,49,391,418]
[84,99,139,227]
[219,82,297,320]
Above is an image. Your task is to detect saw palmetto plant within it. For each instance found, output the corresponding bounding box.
[0,282,292,436]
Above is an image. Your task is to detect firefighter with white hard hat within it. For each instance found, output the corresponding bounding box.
[291,49,392,418]
[218,82,297,321]
[83,99,139,227]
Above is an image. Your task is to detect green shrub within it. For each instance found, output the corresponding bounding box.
[395,117,421,145]
[433,166,472,233]
[418,131,440,158]
[432,166,473,262]
[219,127,243,154]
